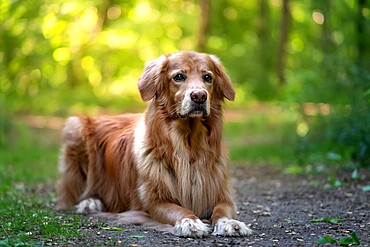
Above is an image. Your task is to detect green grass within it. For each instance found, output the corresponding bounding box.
[224,105,298,164]
[0,191,88,246]
[0,123,60,191]
[0,122,92,246]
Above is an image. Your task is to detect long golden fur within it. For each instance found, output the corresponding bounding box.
[56,51,252,237]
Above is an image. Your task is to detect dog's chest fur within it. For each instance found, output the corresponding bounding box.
[133,117,223,218]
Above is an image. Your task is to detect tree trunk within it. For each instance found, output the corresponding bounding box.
[197,0,210,52]
[276,0,290,85]
[320,0,334,54]
[254,0,274,100]
[93,0,110,39]
[356,0,369,74]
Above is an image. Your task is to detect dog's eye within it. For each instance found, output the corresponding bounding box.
[203,74,213,83]
[173,73,186,82]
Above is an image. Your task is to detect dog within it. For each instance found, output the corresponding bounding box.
[56,51,252,237]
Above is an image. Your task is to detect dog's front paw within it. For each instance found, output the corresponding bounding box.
[174,218,210,237]
[75,198,104,214]
[212,217,252,236]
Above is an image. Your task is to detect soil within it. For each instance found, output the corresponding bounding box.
[66,164,370,246]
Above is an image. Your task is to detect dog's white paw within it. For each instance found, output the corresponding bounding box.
[75,198,104,214]
[212,217,252,236]
[174,218,210,237]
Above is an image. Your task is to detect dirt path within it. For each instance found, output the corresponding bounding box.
[73,164,370,246]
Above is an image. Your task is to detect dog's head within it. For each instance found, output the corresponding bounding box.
[138,51,235,119]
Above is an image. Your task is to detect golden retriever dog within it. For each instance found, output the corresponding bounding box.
[56,51,252,237]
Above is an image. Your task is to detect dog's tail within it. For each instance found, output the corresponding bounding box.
[97,211,176,234]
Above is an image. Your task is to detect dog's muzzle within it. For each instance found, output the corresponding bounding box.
[179,89,210,119]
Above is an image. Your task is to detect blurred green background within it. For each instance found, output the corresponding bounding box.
[0,0,369,188]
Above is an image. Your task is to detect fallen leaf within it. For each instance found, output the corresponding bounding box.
[101,227,124,231]
[352,169,360,179]
[316,236,337,244]
[129,235,145,239]
[339,232,360,245]
[62,223,74,227]
[362,185,370,192]
[310,217,344,224]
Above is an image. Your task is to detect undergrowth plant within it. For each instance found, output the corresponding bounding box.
[297,97,370,168]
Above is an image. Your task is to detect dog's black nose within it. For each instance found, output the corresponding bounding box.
[190,90,207,104]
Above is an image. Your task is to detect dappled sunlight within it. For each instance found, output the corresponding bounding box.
[25,0,200,112]
[107,5,122,20]
[99,30,138,49]
[223,7,238,20]
[291,5,306,23]
[108,73,141,97]
[303,102,331,116]
[22,115,65,130]
[52,47,70,65]
[290,36,305,53]
[130,2,161,22]
[312,10,325,25]
[296,121,309,137]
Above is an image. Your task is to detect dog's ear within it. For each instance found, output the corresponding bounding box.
[210,55,235,101]
[138,55,168,102]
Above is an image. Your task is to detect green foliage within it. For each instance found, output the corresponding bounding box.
[293,5,370,167]
[297,97,370,168]
[325,178,344,188]
[1,0,368,112]
[0,0,198,115]
[0,0,369,168]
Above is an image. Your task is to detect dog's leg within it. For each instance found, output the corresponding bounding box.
[149,202,210,237]
[56,117,88,210]
[211,202,252,236]
[75,198,104,213]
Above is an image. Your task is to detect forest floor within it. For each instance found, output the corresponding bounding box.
[2,112,369,246]
[63,164,370,246]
